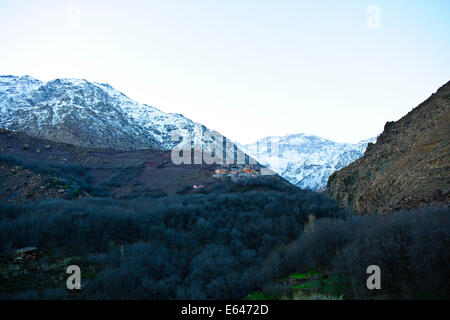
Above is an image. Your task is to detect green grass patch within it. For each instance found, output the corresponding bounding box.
[293,281,320,290]
[289,273,308,280]
[289,270,325,280]
[245,292,275,300]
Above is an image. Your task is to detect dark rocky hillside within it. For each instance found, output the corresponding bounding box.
[327,81,450,214]
[0,129,277,201]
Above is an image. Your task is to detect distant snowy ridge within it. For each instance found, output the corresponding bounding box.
[0,75,205,150]
[241,133,377,190]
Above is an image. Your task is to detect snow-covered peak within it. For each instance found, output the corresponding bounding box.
[0,75,202,150]
[242,133,377,190]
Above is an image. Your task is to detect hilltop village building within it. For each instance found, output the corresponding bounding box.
[212,164,260,179]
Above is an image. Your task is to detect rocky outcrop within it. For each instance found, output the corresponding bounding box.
[327,81,450,214]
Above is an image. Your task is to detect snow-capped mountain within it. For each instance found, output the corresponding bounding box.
[0,75,375,190]
[242,134,376,190]
[0,75,202,150]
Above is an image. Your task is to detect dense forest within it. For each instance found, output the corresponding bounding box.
[0,178,448,299]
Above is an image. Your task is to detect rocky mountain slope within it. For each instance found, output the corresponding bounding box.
[242,134,375,190]
[327,81,450,214]
[0,128,279,201]
[0,75,204,150]
[0,128,217,200]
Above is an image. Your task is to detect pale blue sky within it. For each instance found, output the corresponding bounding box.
[0,0,449,143]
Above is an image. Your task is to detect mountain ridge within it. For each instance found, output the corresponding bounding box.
[327,80,450,213]
[241,133,376,190]
[0,75,204,151]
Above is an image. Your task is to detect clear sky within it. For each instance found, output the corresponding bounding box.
[1,0,449,144]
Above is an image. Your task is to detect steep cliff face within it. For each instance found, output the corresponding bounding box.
[327,81,450,214]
